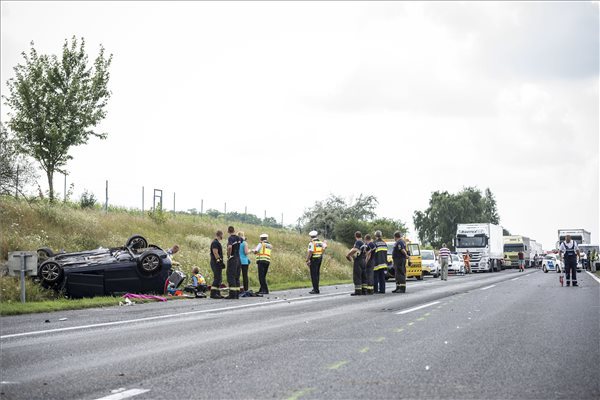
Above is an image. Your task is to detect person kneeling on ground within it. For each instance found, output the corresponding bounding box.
[184,266,208,298]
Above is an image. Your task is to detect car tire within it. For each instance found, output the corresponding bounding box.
[544,268,548,273]
[38,261,63,285]
[36,247,55,265]
[126,235,148,251]
[137,251,162,275]
[416,274,423,281]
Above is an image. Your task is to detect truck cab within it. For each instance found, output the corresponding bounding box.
[503,235,531,268]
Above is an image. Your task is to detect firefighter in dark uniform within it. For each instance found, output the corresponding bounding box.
[372,231,388,294]
[225,226,242,299]
[306,230,326,294]
[391,231,408,293]
[346,231,367,296]
[209,230,224,299]
[560,234,580,287]
[364,234,375,295]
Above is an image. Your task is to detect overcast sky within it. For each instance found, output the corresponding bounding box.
[2,1,599,249]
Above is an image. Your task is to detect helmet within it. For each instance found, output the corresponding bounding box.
[309,230,318,238]
[260,233,268,239]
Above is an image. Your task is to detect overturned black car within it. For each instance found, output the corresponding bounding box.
[36,235,172,298]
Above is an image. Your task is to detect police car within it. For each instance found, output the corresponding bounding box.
[542,254,562,273]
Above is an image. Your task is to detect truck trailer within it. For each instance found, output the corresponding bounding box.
[455,223,504,272]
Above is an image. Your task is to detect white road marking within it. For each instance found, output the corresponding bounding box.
[1,381,19,385]
[1,290,353,340]
[479,284,496,291]
[585,271,600,285]
[510,277,520,281]
[93,389,149,400]
[395,301,440,315]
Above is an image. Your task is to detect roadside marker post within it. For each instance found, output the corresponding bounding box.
[10,252,35,303]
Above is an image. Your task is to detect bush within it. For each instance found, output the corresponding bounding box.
[333,219,371,247]
[79,190,97,209]
[148,207,168,225]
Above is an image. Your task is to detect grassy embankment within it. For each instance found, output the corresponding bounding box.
[0,196,352,315]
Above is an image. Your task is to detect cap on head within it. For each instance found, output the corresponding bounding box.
[374,230,382,239]
[309,230,318,238]
[260,233,268,239]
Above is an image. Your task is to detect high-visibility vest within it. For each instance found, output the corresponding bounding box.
[374,240,388,270]
[193,273,206,286]
[257,242,272,262]
[311,239,324,258]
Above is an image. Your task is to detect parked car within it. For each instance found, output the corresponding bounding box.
[36,235,173,298]
[542,254,562,273]
[449,253,465,274]
[421,249,440,278]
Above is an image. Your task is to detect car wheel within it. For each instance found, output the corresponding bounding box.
[38,262,63,284]
[138,252,162,275]
[543,268,548,273]
[126,235,148,251]
[36,247,55,265]
[416,273,423,281]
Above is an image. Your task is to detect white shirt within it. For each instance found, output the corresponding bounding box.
[559,241,579,252]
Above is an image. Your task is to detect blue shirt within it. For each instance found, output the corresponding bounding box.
[239,241,250,265]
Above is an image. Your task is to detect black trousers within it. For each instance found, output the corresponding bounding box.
[210,260,222,288]
[310,257,322,292]
[394,258,407,287]
[353,258,366,290]
[257,261,270,293]
[238,264,249,291]
[365,261,374,290]
[564,257,578,284]
[226,257,240,290]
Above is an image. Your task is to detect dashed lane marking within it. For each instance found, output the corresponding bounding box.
[373,336,386,342]
[359,347,370,353]
[395,301,441,315]
[510,277,520,281]
[416,317,426,321]
[479,284,496,291]
[93,388,150,400]
[394,328,405,333]
[407,322,415,326]
[285,388,315,400]
[327,360,349,370]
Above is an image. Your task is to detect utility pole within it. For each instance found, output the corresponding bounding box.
[142,186,145,214]
[63,172,67,202]
[15,165,19,199]
[281,213,284,227]
[104,180,108,213]
[224,202,227,214]
[173,192,176,214]
[201,199,204,214]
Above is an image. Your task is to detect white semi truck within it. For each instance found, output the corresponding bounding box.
[556,229,591,248]
[455,223,504,272]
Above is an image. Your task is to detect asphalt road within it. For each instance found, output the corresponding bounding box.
[1,269,599,400]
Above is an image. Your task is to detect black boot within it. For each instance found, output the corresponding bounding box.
[399,285,406,293]
[210,289,223,299]
[350,289,363,296]
[224,290,236,299]
[392,286,401,293]
[366,289,374,295]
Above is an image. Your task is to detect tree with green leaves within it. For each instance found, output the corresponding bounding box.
[298,194,378,239]
[413,187,501,249]
[0,122,38,197]
[3,37,112,201]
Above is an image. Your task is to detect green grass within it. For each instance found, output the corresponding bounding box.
[0,196,353,314]
[0,296,123,316]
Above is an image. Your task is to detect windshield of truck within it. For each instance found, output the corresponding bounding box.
[456,236,486,248]
[559,235,583,244]
[421,251,434,260]
[504,244,524,252]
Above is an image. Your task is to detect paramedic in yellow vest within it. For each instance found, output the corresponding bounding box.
[306,230,327,294]
[372,231,388,294]
[253,233,273,294]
